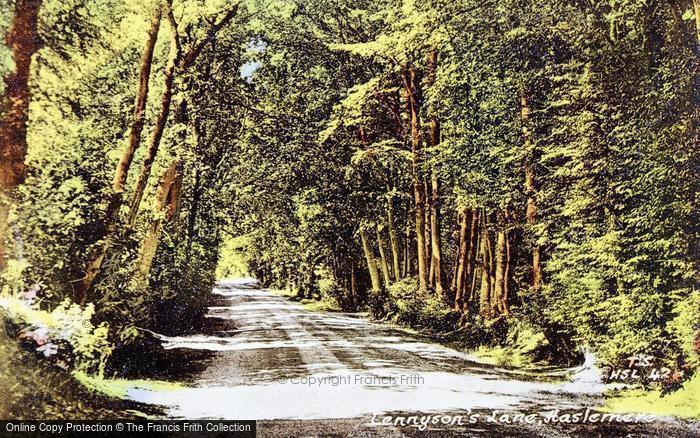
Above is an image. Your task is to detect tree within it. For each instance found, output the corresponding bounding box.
[0,0,42,268]
[77,2,162,302]
[79,0,241,299]
[133,159,182,287]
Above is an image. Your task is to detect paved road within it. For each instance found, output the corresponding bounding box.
[128,279,698,437]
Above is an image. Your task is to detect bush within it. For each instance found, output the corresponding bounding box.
[0,292,113,376]
[369,278,460,333]
[366,287,389,317]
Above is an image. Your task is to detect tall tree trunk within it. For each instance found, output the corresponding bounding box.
[350,263,358,308]
[387,198,401,281]
[467,211,481,307]
[450,210,463,292]
[117,6,162,208]
[129,2,240,223]
[376,227,391,288]
[128,6,181,226]
[376,227,391,289]
[478,221,491,318]
[694,0,700,44]
[0,0,43,269]
[493,214,509,316]
[79,2,238,299]
[425,179,432,285]
[456,208,479,311]
[426,48,444,297]
[77,6,162,301]
[134,159,183,287]
[504,219,511,314]
[486,221,496,316]
[360,227,382,292]
[466,209,479,298]
[450,229,460,294]
[453,208,470,310]
[401,227,411,278]
[521,94,542,291]
[429,171,443,295]
[403,64,428,293]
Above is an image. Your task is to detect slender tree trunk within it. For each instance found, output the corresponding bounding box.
[376,226,391,289]
[403,65,428,293]
[486,222,497,316]
[466,210,479,292]
[0,0,43,269]
[521,94,542,290]
[117,6,162,205]
[77,7,161,300]
[78,1,239,302]
[467,211,481,306]
[402,220,407,277]
[453,208,470,310]
[504,222,511,314]
[350,263,358,308]
[425,179,433,284]
[450,210,463,292]
[402,234,408,278]
[360,227,382,292]
[387,199,401,281]
[450,229,460,294]
[426,48,444,297]
[128,8,181,225]
[470,221,481,306]
[478,222,491,318]
[134,159,183,287]
[493,215,509,316]
[429,172,444,294]
[694,0,700,44]
[129,2,240,223]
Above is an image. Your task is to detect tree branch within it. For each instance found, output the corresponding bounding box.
[179,2,240,70]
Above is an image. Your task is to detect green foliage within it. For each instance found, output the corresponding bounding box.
[0,0,249,376]
[604,373,700,420]
[0,329,143,419]
[1,0,697,408]
[371,278,460,332]
[0,297,113,375]
[216,236,250,280]
[223,0,699,379]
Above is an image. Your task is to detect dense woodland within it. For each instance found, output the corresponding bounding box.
[0,0,698,379]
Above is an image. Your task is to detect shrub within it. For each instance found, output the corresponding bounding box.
[0,292,113,376]
[369,279,460,333]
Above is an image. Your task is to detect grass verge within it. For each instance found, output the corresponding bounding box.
[603,373,700,420]
[0,320,155,419]
[74,372,183,399]
[269,288,342,312]
[469,345,538,369]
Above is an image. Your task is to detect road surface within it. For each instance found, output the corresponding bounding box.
[127,279,698,437]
